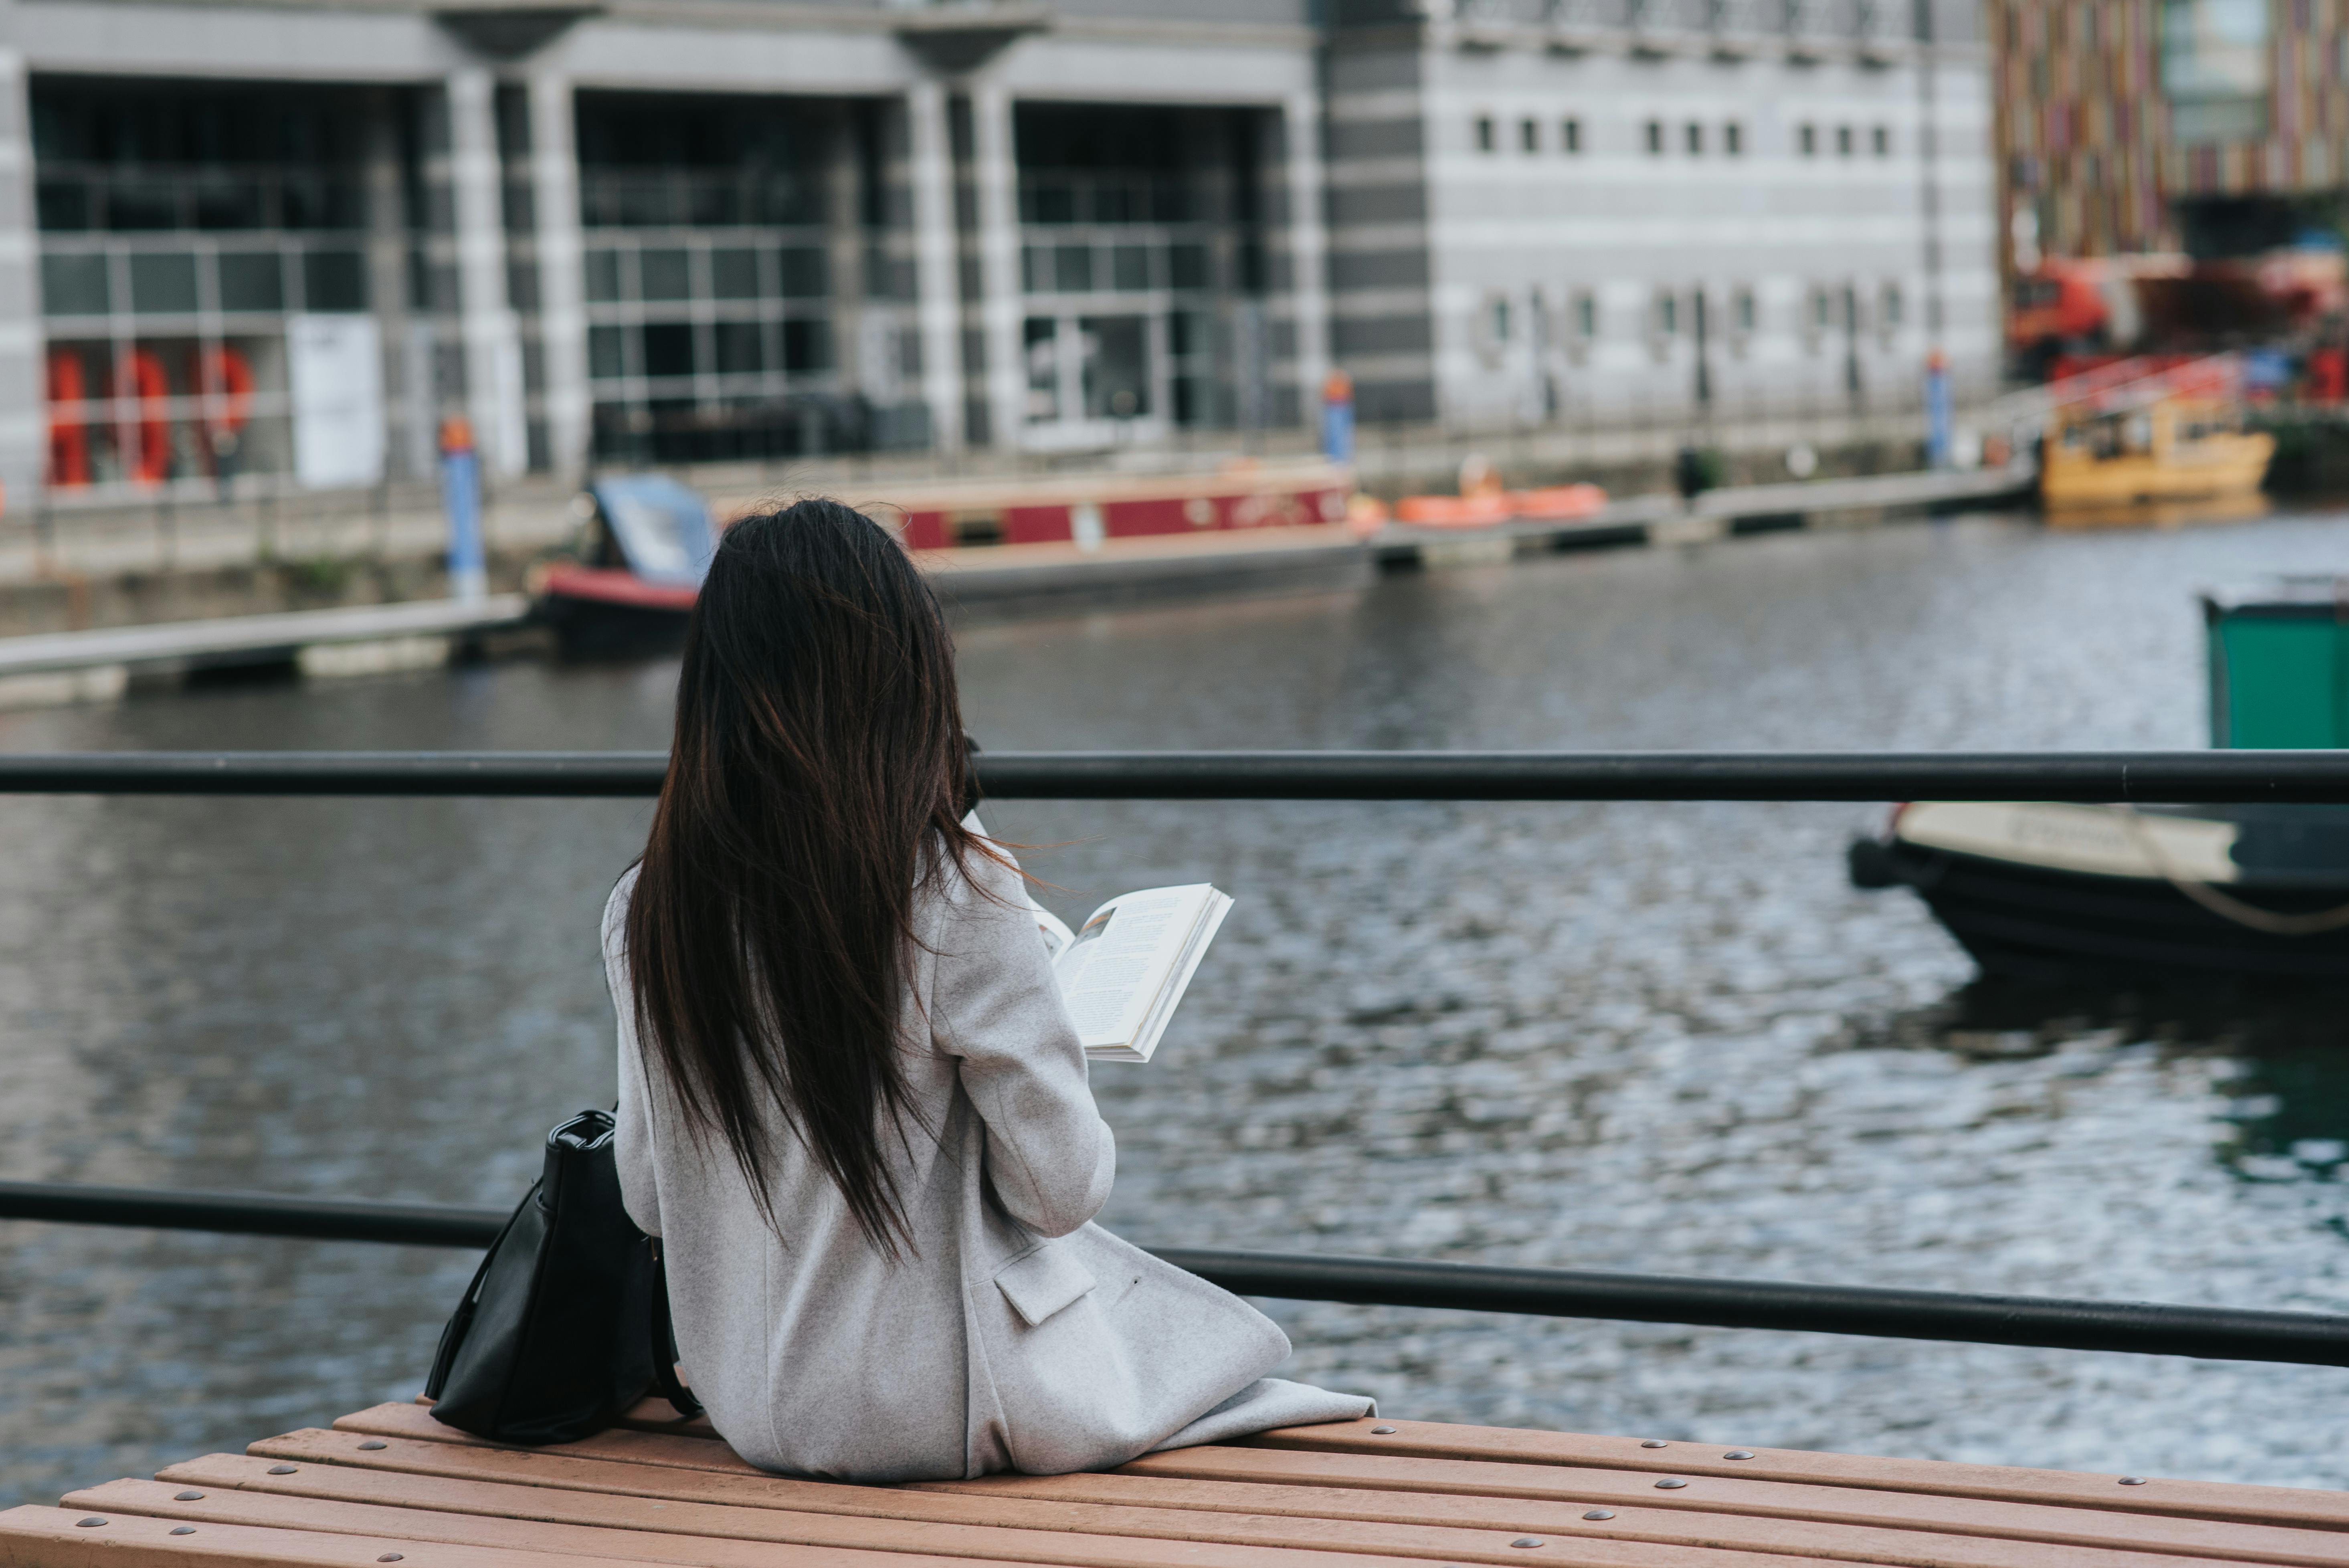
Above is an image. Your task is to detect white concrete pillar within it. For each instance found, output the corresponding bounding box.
[967,83,1024,453]
[0,22,42,512]
[528,69,590,479]
[904,80,964,455]
[1281,92,1330,432]
[447,67,526,477]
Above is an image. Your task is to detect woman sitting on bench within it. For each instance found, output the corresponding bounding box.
[604,498,1371,1481]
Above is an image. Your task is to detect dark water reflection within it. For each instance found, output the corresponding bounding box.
[6,511,2349,1502]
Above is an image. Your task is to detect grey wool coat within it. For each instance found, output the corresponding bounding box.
[605,842,1371,1482]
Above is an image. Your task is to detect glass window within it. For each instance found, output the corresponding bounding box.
[1080,314,1149,420]
[302,249,366,311]
[588,325,626,380]
[37,181,91,232]
[1685,122,1703,155]
[1881,281,1904,326]
[1734,287,1756,333]
[39,253,107,315]
[1169,244,1209,290]
[782,317,830,372]
[194,183,266,231]
[1799,123,1818,156]
[1053,244,1093,293]
[778,247,827,299]
[1573,291,1596,339]
[1657,292,1678,337]
[640,248,692,302]
[108,186,180,231]
[1023,244,1048,293]
[715,321,764,374]
[586,249,623,303]
[1836,125,1854,156]
[1024,316,1060,422]
[128,252,198,315]
[1475,115,1496,152]
[2162,0,2271,142]
[712,248,760,300]
[217,251,284,313]
[1563,117,1581,154]
[1520,118,1539,153]
[1725,122,1744,156]
[1645,120,1664,154]
[1872,125,1891,156]
[1111,244,1150,291]
[641,322,695,379]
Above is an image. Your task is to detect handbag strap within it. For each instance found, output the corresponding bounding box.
[646,1238,703,1421]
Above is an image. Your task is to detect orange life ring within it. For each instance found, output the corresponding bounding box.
[116,348,171,486]
[46,348,89,488]
[197,344,252,443]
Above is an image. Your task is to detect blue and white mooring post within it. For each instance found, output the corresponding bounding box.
[1924,350,1953,469]
[1321,369,1355,466]
[440,416,487,603]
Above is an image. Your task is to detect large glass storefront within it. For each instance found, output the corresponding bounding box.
[33,79,383,493]
[1014,103,1268,453]
[578,92,922,466]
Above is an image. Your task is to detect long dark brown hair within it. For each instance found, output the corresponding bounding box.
[625,498,992,1253]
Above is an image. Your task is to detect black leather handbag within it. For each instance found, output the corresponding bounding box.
[424,1108,701,1443]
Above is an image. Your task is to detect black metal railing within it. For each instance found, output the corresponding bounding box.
[0,747,2347,800]
[5,1178,2343,1366]
[3,747,2347,1371]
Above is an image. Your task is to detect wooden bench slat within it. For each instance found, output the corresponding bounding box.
[1251,1422,2349,1531]
[166,1445,2250,1568]
[216,1433,1869,1568]
[1119,1447,2349,1560]
[0,1502,663,1567]
[68,1479,1092,1568]
[920,1469,2333,1568]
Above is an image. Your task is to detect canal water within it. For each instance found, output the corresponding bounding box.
[6,509,2349,1504]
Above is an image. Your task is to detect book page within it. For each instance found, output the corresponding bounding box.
[1113,888,1233,1063]
[1053,886,1207,1048]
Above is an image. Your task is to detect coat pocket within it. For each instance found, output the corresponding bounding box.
[995,1242,1097,1328]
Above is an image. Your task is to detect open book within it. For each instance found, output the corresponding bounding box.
[1030,884,1234,1063]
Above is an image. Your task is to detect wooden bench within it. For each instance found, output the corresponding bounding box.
[5,1397,2345,1566]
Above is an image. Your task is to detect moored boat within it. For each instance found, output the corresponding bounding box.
[532,474,717,655]
[1850,577,2349,983]
[2038,357,2273,511]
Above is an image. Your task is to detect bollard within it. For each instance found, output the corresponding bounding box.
[1321,368,1354,465]
[439,416,487,604]
[1925,349,1953,469]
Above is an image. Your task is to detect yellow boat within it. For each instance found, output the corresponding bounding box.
[2040,392,2273,508]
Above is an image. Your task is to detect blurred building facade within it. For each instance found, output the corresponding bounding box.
[0,0,1997,509]
[1994,0,2349,271]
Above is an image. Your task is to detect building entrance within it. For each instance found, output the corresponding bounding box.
[1011,103,1270,453]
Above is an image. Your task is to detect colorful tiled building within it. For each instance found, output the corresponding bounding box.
[1994,0,2349,275]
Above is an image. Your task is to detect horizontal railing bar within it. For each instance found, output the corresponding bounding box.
[0,1179,502,1249]
[4,1179,2343,1366]
[0,749,2344,801]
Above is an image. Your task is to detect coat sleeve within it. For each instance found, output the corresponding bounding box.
[604,871,663,1239]
[926,843,1116,1239]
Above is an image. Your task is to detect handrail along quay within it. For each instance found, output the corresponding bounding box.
[4,748,2348,1375]
[4,747,2349,799]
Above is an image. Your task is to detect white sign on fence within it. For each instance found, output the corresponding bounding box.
[288,313,386,491]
